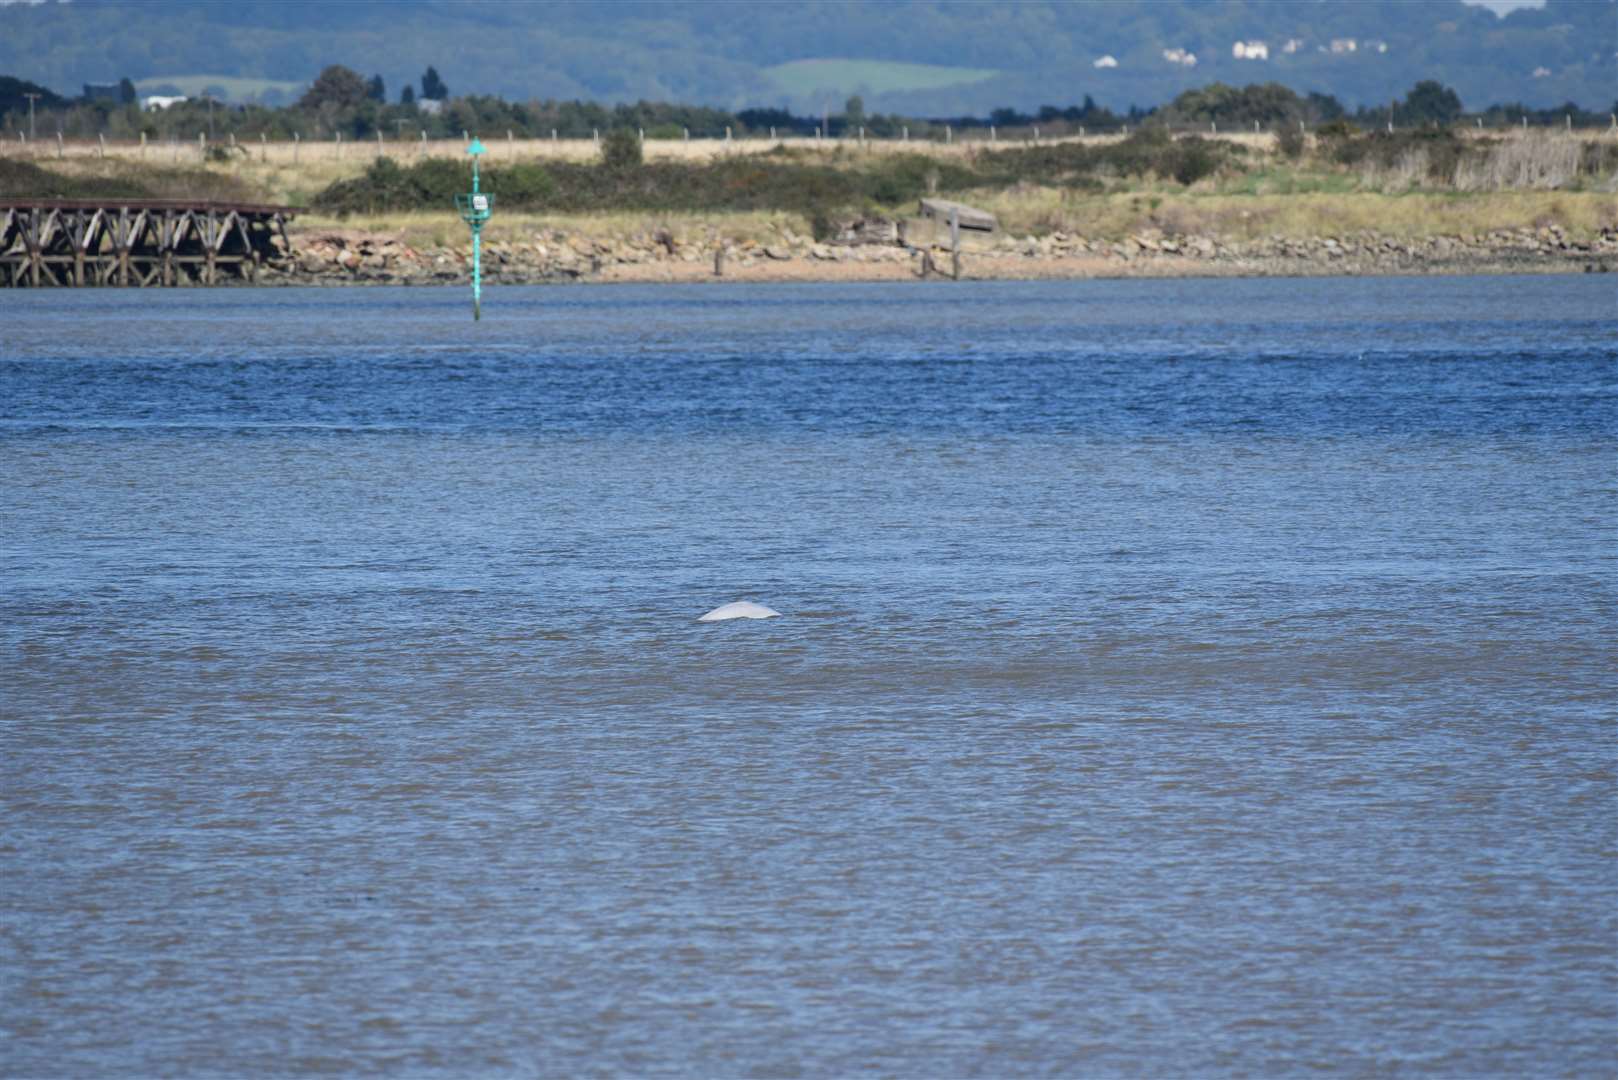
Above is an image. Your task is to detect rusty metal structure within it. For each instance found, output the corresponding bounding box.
[0,200,295,287]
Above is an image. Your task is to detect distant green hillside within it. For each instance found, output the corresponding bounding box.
[1,0,1612,115]
[765,59,997,101]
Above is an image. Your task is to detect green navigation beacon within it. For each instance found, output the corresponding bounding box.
[454,137,493,320]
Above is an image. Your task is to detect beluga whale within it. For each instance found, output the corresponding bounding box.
[697,601,782,623]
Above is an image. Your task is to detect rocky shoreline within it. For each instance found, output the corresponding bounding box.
[260,222,1617,286]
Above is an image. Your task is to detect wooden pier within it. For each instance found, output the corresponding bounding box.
[0,200,295,287]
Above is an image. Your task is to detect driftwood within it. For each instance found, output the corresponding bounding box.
[918,198,996,233]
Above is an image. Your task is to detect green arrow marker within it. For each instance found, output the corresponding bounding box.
[454,137,493,320]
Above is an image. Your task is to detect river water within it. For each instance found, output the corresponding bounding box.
[2,277,1614,1076]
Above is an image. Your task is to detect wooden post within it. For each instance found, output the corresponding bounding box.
[334,131,341,160]
[990,125,996,142]
[725,126,732,143]
[551,129,557,142]
[1034,125,1040,142]
[117,207,130,286]
[97,133,105,158]
[508,129,514,153]
[770,126,776,140]
[949,207,961,281]
[205,209,216,285]
[683,127,689,141]
[378,130,384,156]
[261,132,267,162]
[713,246,725,276]
[420,130,426,157]
[56,131,63,159]
[902,126,908,142]
[946,125,953,144]
[140,131,146,160]
[293,131,299,163]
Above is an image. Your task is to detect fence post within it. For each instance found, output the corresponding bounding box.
[770,126,776,140]
[334,131,340,160]
[683,127,689,141]
[260,132,267,162]
[98,132,105,158]
[593,127,599,144]
[420,130,426,157]
[902,125,908,142]
[946,125,953,143]
[378,130,384,156]
[199,131,206,160]
[1034,125,1040,142]
[552,129,557,142]
[725,125,732,143]
[56,130,63,159]
[141,130,147,160]
[293,131,299,163]
[990,125,996,142]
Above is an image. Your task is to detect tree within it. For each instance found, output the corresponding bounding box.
[844,94,865,129]
[366,74,385,102]
[420,66,448,101]
[300,64,369,111]
[1396,81,1463,127]
[118,77,137,105]
[400,84,415,106]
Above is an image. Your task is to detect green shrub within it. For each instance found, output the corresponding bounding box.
[601,128,642,171]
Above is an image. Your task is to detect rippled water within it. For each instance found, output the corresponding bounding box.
[2,277,1614,1076]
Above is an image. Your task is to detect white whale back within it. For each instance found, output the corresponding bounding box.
[698,601,782,622]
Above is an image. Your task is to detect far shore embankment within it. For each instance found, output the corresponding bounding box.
[265,218,1615,286]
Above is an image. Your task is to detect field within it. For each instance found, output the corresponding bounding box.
[133,75,307,104]
[763,58,998,99]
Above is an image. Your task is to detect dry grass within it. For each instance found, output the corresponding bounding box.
[971,186,1617,241]
[295,209,814,252]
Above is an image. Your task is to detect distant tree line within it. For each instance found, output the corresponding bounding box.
[2,65,1612,145]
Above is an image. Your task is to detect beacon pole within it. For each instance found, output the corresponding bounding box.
[455,137,493,320]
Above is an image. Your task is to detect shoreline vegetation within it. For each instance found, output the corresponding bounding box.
[4,123,1615,285]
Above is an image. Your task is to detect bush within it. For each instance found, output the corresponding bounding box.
[1276,127,1306,160]
[601,128,642,171]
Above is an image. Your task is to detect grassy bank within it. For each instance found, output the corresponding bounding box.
[5,128,1615,246]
